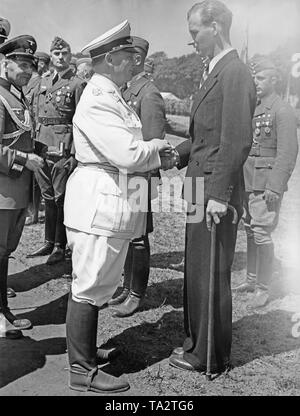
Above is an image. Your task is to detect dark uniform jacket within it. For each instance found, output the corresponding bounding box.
[176,50,256,206]
[33,68,85,155]
[23,73,40,105]
[123,72,166,233]
[123,72,166,141]
[243,92,298,194]
[0,78,34,209]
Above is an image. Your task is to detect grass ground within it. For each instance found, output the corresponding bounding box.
[0,122,299,396]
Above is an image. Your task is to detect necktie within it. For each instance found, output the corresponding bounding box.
[199,57,210,89]
[52,73,59,85]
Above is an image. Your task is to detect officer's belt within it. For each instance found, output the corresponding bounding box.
[38,117,72,125]
[77,162,150,178]
[249,147,276,157]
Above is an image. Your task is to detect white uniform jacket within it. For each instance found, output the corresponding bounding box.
[64,74,162,239]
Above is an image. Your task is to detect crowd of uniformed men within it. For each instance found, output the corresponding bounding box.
[0,0,298,394]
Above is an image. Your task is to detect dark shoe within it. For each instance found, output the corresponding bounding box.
[170,258,184,270]
[2,329,23,339]
[0,313,23,339]
[25,215,38,226]
[2,308,32,330]
[172,346,184,356]
[112,293,142,318]
[69,365,130,393]
[232,281,255,293]
[27,241,54,258]
[96,347,120,364]
[107,288,130,306]
[7,288,16,298]
[169,354,196,372]
[249,288,270,308]
[46,247,65,265]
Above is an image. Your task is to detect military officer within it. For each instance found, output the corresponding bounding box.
[27,37,85,265]
[63,20,171,393]
[0,35,44,338]
[0,17,10,45]
[23,52,50,104]
[233,57,298,307]
[109,36,166,317]
[76,57,94,81]
[23,51,50,226]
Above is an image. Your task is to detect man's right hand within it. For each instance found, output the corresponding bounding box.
[25,153,44,173]
[151,138,172,153]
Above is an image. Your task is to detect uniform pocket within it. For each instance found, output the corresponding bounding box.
[91,190,136,235]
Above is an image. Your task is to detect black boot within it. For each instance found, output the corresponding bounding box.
[251,243,274,308]
[66,294,130,393]
[233,235,257,292]
[0,257,23,338]
[107,242,133,306]
[47,204,66,265]
[113,236,150,318]
[27,199,56,257]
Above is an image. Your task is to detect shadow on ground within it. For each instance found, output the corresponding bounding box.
[7,261,72,293]
[0,336,66,389]
[101,309,300,377]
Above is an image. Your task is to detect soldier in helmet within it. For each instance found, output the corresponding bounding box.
[233,56,298,307]
[27,37,85,265]
[0,35,44,338]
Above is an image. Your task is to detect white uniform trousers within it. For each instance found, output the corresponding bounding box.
[66,228,130,307]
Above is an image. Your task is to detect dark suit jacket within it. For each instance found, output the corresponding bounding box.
[123,73,166,141]
[176,50,256,206]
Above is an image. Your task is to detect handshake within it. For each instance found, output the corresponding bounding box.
[159,147,180,170]
[152,138,180,171]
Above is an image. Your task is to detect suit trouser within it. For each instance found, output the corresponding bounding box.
[182,209,239,372]
[0,209,27,311]
[35,157,69,247]
[66,228,130,307]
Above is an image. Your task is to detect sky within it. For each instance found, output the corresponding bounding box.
[2,0,300,58]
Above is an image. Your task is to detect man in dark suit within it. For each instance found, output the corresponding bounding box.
[27,37,85,264]
[168,0,256,374]
[108,36,166,317]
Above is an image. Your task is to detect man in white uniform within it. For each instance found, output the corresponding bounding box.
[64,21,171,393]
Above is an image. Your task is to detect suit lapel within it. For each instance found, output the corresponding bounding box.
[189,50,239,127]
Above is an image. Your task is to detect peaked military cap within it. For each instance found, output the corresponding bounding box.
[131,36,149,55]
[0,17,10,43]
[76,57,92,66]
[248,56,276,75]
[35,51,50,64]
[70,56,77,65]
[0,35,37,65]
[81,20,138,60]
[50,36,71,52]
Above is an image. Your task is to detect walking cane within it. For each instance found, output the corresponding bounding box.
[206,204,238,381]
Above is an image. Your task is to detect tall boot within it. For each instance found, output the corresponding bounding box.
[233,235,257,292]
[113,236,150,318]
[251,243,274,308]
[0,257,24,338]
[107,243,132,306]
[47,204,67,265]
[66,294,130,393]
[27,199,56,257]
